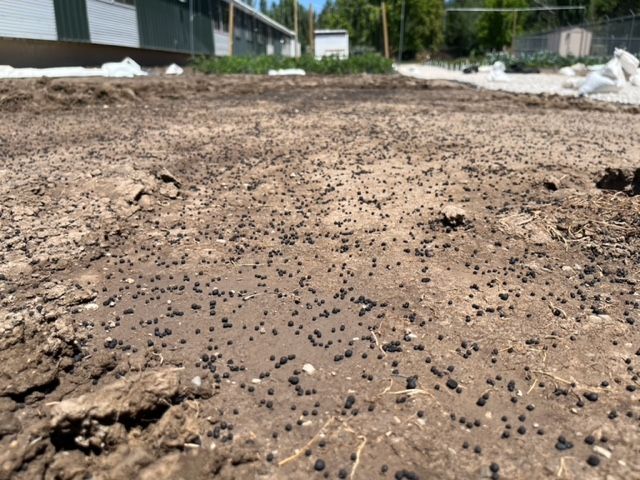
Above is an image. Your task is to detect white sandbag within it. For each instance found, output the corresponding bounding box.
[570,63,588,76]
[0,58,147,79]
[165,63,184,75]
[614,48,639,78]
[562,77,585,89]
[492,61,506,72]
[487,61,510,82]
[488,70,510,82]
[579,71,620,95]
[478,65,492,73]
[599,57,626,87]
[267,68,306,76]
[632,74,640,87]
[100,57,147,78]
[0,65,103,78]
[559,66,576,77]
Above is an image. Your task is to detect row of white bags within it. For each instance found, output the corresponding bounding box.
[563,48,640,95]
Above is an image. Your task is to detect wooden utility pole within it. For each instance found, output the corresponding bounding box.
[510,11,517,52]
[228,2,235,56]
[309,3,314,57]
[398,0,406,62]
[293,0,299,57]
[381,2,389,59]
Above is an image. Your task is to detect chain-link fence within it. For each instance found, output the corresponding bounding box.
[516,13,639,57]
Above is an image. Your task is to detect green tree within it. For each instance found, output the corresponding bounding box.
[590,0,639,19]
[320,0,380,47]
[386,0,444,58]
[268,0,313,52]
[476,0,527,51]
[444,0,482,56]
[260,0,268,14]
[319,0,444,58]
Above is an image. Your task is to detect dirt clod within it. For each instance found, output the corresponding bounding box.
[596,167,640,195]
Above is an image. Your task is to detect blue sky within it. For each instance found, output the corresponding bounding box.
[309,0,327,11]
[269,0,328,13]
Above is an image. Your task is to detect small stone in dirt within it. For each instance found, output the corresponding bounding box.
[395,470,420,480]
[543,176,561,191]
[586,455,600,467]
[446,378,458,390]
[583,392,598,402]
[303,363,316,375]
[555,436,573,451]
[440,205,468,228]
[314,459,325,471]
[157,168,182,187]
[344,395,356,409]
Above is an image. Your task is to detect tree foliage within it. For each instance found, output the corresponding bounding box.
[476,0,527,51]
[263,0,640,60]
[445,0,481,57]
[320,0,381,48]
[319,0,444,57]
[590,0,639,19]
[267,0,313,51]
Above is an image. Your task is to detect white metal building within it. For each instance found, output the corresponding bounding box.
[314,29,349,59]
[0,0,295,67]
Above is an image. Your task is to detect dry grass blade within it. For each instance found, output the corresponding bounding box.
[278,417,336,467]
[350,435,367,480]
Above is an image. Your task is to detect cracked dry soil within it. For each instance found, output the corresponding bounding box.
[0,75,639,480]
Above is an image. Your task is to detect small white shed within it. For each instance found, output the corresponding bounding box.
[547,27,592,57]
[314,29,349,59]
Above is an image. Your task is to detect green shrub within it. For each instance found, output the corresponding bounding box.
[191,54,394,75]
[484,51,610,69]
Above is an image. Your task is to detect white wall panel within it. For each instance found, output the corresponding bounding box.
[87,0,139,48]
[0,0,57,41]
[214,30,229,56]
[315,33,349,59]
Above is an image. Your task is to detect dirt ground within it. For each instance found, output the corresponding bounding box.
[1,74,639,480]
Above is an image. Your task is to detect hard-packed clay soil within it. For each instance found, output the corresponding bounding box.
[0,75,639,480]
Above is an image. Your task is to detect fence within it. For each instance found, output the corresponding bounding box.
[515,13,640,57]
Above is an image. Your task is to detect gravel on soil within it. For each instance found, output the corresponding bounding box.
[398,64,640,106]
[0,74,639,480]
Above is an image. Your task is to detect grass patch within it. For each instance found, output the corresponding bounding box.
[191,54,394,75]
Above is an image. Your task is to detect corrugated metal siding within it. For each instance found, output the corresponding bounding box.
[214,31,229,56]
[86,0,139,48]
[315,33,349,59]
[272,29,283,56]
[193,0,215,54]
[0,0,57,41]
[136,0,214,55]
[54,0,90,42]
[233,10,259,56]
